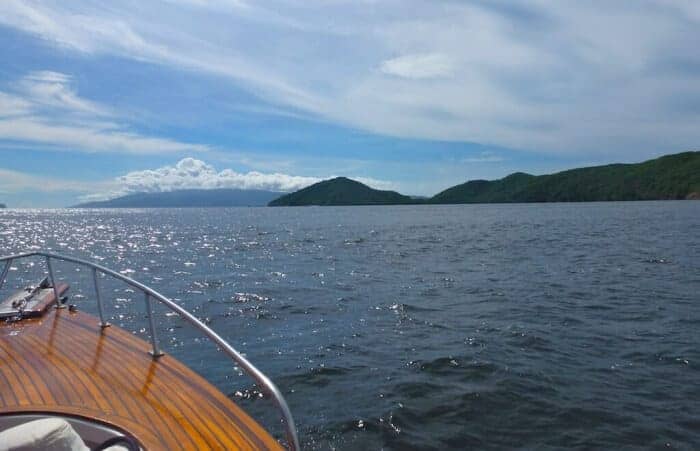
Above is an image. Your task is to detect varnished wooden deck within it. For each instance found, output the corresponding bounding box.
[0,307,282,450]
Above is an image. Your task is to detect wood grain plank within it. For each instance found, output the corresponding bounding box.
[0,308,283,450]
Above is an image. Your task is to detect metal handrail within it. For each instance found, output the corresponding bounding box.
[0,250,300,450]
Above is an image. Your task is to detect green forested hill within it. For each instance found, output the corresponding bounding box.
[268,152,699,206]
[269,177,415,206]
[431,151,700,203]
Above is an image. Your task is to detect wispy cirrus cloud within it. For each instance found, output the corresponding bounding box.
[380,53,454,80]
[0,167,109,194]
[2,1,700,158]
[0,71,209,154]
[0,1,325,113]
[18,71,108,116]
[0,92,32,117]
[461,151,505,164]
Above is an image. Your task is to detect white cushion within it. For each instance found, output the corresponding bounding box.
[0,418,89,451]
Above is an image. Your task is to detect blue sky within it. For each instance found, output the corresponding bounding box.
[1,1,699,207]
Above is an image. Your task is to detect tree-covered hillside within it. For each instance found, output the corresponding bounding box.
[269,177,415,206]
[431,151,700,203]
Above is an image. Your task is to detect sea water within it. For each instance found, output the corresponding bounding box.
[1,202,698,449]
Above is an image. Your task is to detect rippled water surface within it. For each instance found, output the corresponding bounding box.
[1,203,699,450]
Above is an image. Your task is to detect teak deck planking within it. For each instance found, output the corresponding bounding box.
[0,307,282,450]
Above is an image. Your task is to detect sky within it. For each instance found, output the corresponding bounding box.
[1,0,699,207]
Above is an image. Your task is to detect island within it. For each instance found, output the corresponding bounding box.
[73,188,282,208]
[0,203,5,209]
[269,151,700,206]
[268,177,416,206]
[70,151,699,208]
[431,151,699,203]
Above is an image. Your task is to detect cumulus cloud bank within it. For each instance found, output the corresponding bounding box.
[80,158,397,201]
[118,158,320,193]
[80,158,319,201]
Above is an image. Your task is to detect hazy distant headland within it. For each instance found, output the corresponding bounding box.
[73,188,282,208]
[72,151,699,208]
[271,151,700,206]
[0,203,6,209]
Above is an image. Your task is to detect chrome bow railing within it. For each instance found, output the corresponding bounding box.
[0,250,300,451]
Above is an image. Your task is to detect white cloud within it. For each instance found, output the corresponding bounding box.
[461,152,505,164]
[1,1,699,157]
[120,157,320,192]
[80,158,398,201]
[0,1,326,113]
[0,92,31,117]
[0,71,208,154]
[19,71,108,115]
[161,0,250,11]
[380,53,454,79]
[82,158,318,200]
[0,118,208,154]
[0,157,398,205]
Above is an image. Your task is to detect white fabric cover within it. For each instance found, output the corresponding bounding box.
[0,418,89,451]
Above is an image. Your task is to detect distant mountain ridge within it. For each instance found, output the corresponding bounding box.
[71,151,699,208]
[269,151,700,206]
[431,151,700,203]
[73,188,282,208]
[268,177,414,206]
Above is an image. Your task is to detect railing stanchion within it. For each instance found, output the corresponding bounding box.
[92,267,110,328]
[144,293,164,358]
[45,256,65,309]
[0,258,12,292]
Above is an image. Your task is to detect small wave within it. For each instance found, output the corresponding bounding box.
[389,302,438,313]
[230,292,271,303]
[281,365,356,388]
[193,279,224,289]
[394,381,445,398]
[229,386,266,401]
